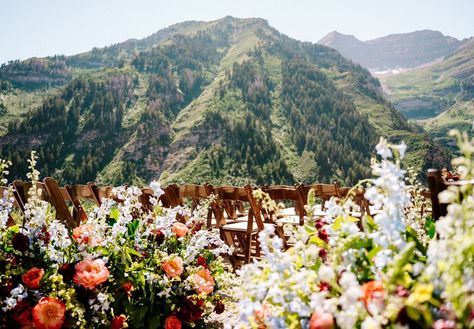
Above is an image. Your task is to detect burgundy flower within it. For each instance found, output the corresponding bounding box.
[0,278,14,296]
[12,232,29,252]
[318,230,329,243]
[214,300,225,314]
[38,226,51,244]
[58,263,75,282]
[196,256,207,268]
[319,248,327,260]
[179,297,204,323]
[149,229,165,245]
[11,299,32,326]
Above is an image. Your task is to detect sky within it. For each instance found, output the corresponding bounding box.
[1,0,473,65]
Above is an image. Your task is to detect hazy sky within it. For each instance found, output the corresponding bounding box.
[1,0,473,64]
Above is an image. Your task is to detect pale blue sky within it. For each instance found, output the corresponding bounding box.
[1,0,473,64]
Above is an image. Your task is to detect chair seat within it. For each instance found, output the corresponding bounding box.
[221,221,274,232]
[276,215,302,225]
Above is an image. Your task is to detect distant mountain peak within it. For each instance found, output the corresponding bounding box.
[318,29,465,71]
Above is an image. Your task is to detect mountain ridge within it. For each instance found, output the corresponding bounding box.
[318,29,465,71]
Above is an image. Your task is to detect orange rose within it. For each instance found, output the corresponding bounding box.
[191,268,215,295]
[73,223,102,246]
[361,280,385,307]
[162,256,184,278]
[172,222,189,237]
[22,267,45,289]
[32,297,66,329]
[164,315,181,329]
[122,282,133,296]
[309,308,334,329]
[111,314,128,329]
[73,259,110,289]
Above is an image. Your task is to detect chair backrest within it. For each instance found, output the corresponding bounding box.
[177,184,213,208]
[13,178,76,228]
[427,169,449,221]
[212,185,264,231]
[301,182,341,209]
[261,185,306,225]
[65,184,97,224]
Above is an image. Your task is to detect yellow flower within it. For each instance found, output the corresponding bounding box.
[406,284,433,306]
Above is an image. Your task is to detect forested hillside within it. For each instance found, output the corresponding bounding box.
[0,17,449,185]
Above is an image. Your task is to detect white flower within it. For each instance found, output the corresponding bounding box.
[375,137,392,159]
[318,265,335,283]
[150,180,164,198]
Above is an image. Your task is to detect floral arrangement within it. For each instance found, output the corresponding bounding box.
[0,153,233,329]
[236,133,473,329]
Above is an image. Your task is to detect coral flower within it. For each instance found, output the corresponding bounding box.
[309,308,334,329]
[32,297,66,329]
[162,256,184,278]
[73,259,110,289]
[164,315,182,329]
[172,222,189,237]
[361,281,385,306]
[22,267,45,289]
[191,268,215,295]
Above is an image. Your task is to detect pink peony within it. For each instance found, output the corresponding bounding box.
[73,223,102,246]
[172,222,189,237]
[191,268,215,295]
[309,308,334,329]
[162,256,184,278]
[73,259,110,289]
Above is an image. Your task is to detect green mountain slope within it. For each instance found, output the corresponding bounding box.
[379,37,474,146]
[0,17,449,185]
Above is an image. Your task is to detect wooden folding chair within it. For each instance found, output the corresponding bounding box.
[339,186,372,218]
[216,185,278,268]
[261,185,306,226]
[13,178,76,228]
[425,169,472,221]
[64,184,98,225]
[301,182,341,215]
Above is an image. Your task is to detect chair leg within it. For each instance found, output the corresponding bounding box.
[244,234,252,264]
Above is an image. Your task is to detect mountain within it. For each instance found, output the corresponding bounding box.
[378,37,474,146]
[318,30,464,71]
[0,17,448,186]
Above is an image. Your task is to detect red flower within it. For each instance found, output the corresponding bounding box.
[38,226,51,244]
[32,297,66,329]
[196,256,207,268]
[22,267,45,289]
[111,314,128,329]
[319,281,330,292]
[318,230,329,243]
[309,308,334,329]
[122,282,134,296]
[164,315,181,329]
[361,281,385,308]
[11,300,32,326]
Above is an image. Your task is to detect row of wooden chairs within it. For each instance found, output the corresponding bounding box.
[3,178,369,267]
